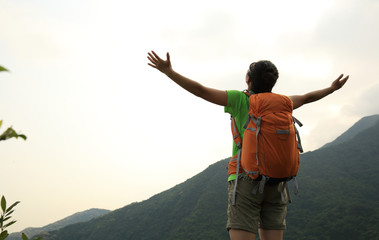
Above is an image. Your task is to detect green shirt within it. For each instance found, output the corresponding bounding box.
[224,90,250,181]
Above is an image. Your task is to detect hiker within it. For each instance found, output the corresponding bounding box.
[147,51,348,240]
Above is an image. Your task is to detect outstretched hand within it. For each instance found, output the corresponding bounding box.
[331,74,349,91]
[147,51,172,74]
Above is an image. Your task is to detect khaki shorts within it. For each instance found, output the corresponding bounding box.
[226,176,288,234]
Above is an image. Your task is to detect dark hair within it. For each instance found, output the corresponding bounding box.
[247,60,279,93]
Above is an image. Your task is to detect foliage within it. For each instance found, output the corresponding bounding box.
[0,66,9,72]
[0,66,27,141]
[0,121,27,141]
[21,233,42,240]
[0,196,20,240]
[0,197,42,240]
[1,66,33,240]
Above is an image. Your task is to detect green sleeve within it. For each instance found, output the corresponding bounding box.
[224,90,250,160]
[224,90,242,117]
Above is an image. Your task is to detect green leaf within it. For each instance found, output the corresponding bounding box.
[0,120,3,129]
[0,128,16,141]
[5,210,14,217]
[1,196,6,213]
[6,201,20,214]
[0,66,9,72]
[18,134,27,140]
[3,220,16,229]
[21,233,29,240]
[0,230,9,240]
[0,128,27,141]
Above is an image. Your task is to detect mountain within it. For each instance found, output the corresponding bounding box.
[8,208,110,240]
[37,115,379,240]
[286,115,379,240]
[37,158,230,240]
[322,114,379,148]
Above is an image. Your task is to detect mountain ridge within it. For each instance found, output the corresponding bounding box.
[322,114,379,148]
[33,114,379,240]
[7,208,110,240]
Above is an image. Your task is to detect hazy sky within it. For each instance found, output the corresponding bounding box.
[1,0,378,232]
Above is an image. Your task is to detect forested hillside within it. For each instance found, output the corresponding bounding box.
[36,115,379,240]
[285,116,379,240]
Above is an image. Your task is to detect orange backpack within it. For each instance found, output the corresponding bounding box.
[230,92,303,205]
[241,92,303,181]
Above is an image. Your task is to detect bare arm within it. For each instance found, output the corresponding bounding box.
[147,51,227,106]
[289,74,349,109]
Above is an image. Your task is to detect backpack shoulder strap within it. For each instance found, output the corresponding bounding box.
[230,116,243,205]
[243,89,254,97]
[230,117,242,149]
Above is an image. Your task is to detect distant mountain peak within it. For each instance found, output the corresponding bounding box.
[8,208,110,240]
[322,114,379,148]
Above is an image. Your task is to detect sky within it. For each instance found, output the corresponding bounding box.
[1,0,378,232]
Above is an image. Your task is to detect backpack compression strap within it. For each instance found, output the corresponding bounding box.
[243,114,261,175]
[244,114,269,195]
[293,116,304,153]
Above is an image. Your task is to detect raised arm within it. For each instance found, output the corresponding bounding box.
[147,51,227,106]
[289,74,349,109]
